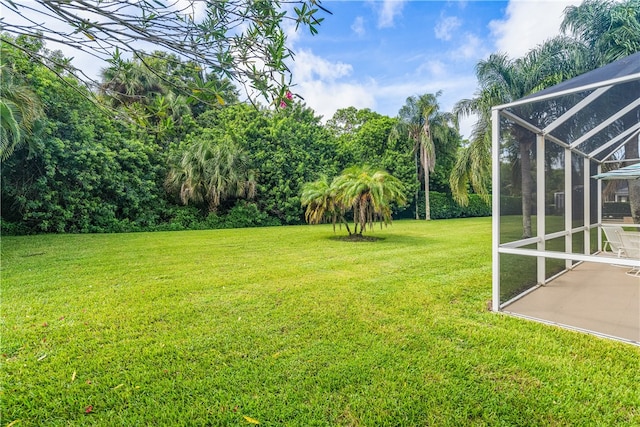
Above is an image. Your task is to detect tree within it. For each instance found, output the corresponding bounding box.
[100,56,166,108]
[1,39,168,233]
[561,0,640,223]
[301,166,407,236]
[326,107,381,137]
[561,0,640,65]
[0,65,43,160]
[451,38,585,237]
[0,0,330,106]
[242,102,338,224]
[300,175,350,234]
[166,134,256,213]
[391,92,456,220]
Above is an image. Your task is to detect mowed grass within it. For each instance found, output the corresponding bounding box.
[1,218,639,426]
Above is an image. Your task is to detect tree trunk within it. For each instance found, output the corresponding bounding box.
[626,136,640,223]
[415,150,420,219]
[520,141,533,238]
[341,216,352,235]
[424,168,431,220]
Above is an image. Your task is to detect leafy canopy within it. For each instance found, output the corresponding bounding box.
[0,0,330,106]
[302,166,407,236]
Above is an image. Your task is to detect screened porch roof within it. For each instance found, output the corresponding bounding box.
[493,51,640,164]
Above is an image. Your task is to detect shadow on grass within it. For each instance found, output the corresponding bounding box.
[328,234,385,243]
[326,233,435,245]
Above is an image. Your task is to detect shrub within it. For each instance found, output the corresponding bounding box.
[462,194,492,217]
[414,191,491,220]
[216,202,281,229]
[500,196,522,215]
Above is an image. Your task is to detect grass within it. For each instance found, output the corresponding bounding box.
[2,218,639,426]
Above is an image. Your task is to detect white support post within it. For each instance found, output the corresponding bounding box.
[491,109,501,312]
[597,163,603,251]
[564,148,572,269]
[537,134,546,285]
[584,157,591,254]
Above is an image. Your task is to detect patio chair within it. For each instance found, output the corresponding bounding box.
[602,226,625,257]
[616,231,640,277]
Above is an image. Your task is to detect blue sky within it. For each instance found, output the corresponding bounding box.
[5,0,583,137]
[283,0,583,136]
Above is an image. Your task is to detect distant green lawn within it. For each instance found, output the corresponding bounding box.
[2,218,639,426]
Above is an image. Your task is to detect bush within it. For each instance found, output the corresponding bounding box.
[166,205,205,231]
[500,196,522,215]
[429,192,461,219]
[0,219,32,236]
[463,194,492,217]
[211,202,281,229]
[414,191,491,220]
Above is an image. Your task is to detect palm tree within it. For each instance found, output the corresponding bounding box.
[301,166,406,236]
[561,0,640,222]
[391,92,454,220]
[0,66,43,160]
[100,59,165,108]
[332,166,407,235]
[561,0,640,65]
[166,134,256,213]
[451,38,585,237]
[301,175,352,235]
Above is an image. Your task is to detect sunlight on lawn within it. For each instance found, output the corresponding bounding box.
[2,218,639,425]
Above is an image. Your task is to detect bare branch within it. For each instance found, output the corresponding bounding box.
[0,0,329,104]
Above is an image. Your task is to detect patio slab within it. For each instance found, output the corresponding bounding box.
[503,261,640,344]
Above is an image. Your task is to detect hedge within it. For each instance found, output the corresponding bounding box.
[413,191,491,220]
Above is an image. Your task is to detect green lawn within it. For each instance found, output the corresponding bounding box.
[2,218,639,426]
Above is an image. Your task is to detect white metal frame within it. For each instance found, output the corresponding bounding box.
[491,72,640,318]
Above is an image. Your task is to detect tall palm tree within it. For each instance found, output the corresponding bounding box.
[561,0,640,222]
[0,65,43,160]
[561,0,640,65]
[451,38,585,237]
[391,92,454,220]
[166,134,256,213]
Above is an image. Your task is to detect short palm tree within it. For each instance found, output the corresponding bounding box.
[301,175,352,234]
[332,165,407,235]
[166,134,256,213]
[301,166,407,236]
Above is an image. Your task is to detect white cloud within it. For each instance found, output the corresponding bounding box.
[297,80,377,121]
[173,0,208,22]
[435,15,461,41]
[351,16,366,37]
[417,60,446,77]
[291,49,353,81]
[450,33,488,61]
[489,0,582,58]
[376,0,405,28]
[288,49,375,120]
[288,45,479,138]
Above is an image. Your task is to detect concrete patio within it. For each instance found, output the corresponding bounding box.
[503,261,639,345]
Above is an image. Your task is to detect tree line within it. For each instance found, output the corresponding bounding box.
[0,35,472,235]
[1,0,638,235]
